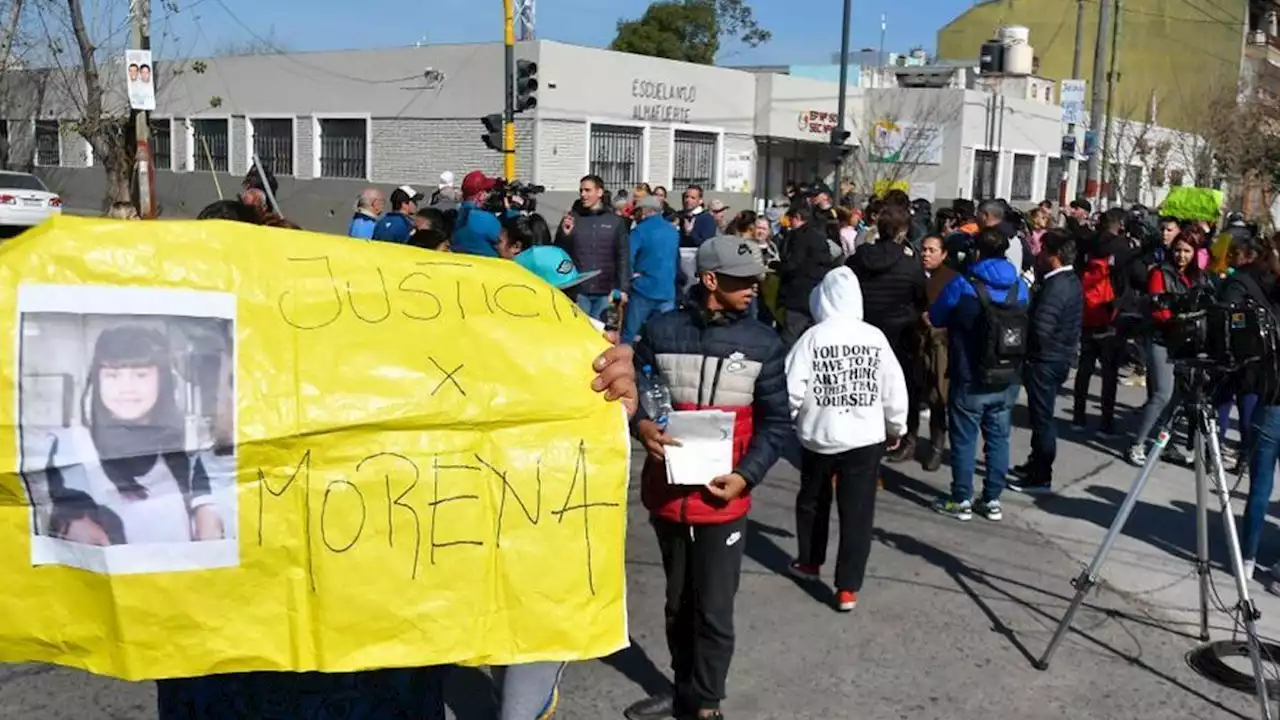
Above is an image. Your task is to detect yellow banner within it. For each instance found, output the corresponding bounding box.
[0,217,630,681]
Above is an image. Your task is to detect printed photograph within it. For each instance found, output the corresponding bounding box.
[16,285,238,574]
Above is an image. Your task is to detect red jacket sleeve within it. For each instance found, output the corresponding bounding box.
[1149,268,1171,323]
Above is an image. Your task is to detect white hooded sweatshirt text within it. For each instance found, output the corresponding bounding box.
[784,266,909,454]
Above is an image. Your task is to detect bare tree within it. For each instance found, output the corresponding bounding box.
[841,90,957,198]
[213,24,287,57]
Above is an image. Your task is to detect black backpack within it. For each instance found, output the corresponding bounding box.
[968,274,1029,387]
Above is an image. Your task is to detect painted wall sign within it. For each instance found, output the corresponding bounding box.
[798,110,838,135]
[631,79,697,124]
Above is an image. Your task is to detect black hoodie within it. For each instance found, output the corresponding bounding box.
[847,240,927,335]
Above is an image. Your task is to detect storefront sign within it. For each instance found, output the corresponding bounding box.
[798,110,838,135]
[631,79,697,124]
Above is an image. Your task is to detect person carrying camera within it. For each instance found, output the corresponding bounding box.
[555,174,631,321]
[452,171,504,256]
[1127,232,1206,466]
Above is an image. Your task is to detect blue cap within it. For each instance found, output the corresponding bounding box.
[513,245,603,290]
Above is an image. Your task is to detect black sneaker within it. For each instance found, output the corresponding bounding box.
[1008,476,1053,495]
[625,695,675,720]
[1011,461,1034,478]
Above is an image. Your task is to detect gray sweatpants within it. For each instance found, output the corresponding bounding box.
[493,662,566,719]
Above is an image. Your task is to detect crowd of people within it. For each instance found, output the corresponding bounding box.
[97,162,1280,720]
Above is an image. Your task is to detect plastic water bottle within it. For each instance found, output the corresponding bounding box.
[640,364,673,429]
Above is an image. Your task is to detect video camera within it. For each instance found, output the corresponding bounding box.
[1125,205,1159,248]
[1156,287,1280,375]
[484,178,547,214]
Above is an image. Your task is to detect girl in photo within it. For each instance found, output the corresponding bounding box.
[39,324,224,546]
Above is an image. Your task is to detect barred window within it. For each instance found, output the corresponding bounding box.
[1169,168,1185,186]
[192,119,229,172]
[1011,154,1035,201]
[318,118,367,179]
[151,120,171,170]
[588,124,643,191]
[251,118,293,176]
[673,130,717,189]
[972,149,998,199]
[1122,165,1141,204]
[1044,157,1064,203]
[34,120,59,167]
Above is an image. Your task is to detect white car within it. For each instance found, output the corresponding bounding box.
[0,171,62,227]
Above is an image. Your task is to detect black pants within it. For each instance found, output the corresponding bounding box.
[884,324,921,438]
[795,444,884,592]
[1025,359,1072,477]
[653,515,748,713]
[1072,329,1121,431]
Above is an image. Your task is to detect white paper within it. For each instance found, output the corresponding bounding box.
[663,410,734,486]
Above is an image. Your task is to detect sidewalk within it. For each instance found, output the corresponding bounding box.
[897,370,1280,643]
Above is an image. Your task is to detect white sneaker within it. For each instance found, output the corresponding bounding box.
[1126,444,1147,467]
[1244,559,1257,581]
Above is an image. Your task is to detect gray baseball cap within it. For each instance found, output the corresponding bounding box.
[696,235,766,278]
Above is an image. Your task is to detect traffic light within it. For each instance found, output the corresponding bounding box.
[482,113,504,153]
[515,60,538,113]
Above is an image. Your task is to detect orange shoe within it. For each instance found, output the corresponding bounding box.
[837,590,857,612]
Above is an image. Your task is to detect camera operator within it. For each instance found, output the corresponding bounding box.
[452,171,504,257]
[1128,232,1206,466]
[555,174,631,321]
[1222,235,1280,581]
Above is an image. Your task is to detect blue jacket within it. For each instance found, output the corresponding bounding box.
[928,258,1030,389]
[348,212,377,239]
[371,212,413,243]
[452,202,502,257]
[629,214,680,302]
[680,210,718,248]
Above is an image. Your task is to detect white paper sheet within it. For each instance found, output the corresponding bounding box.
[663,410,735,486]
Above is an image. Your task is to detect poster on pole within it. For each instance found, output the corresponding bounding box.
[125,49,155,111]
[1060,79,1086,126]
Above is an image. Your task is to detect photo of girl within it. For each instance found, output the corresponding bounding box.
[17,286,237,574]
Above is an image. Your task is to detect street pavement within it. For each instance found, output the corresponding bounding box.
[0,372,1274,719]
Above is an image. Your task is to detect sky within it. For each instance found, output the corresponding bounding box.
[147,0,975,65]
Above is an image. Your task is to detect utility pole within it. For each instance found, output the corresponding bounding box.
[832,0,853,193]
[877,13,886,88]
[1102,0,1122,202]
[1063,0,1086,205]
[502,0,516,179]
[130,0,154,217]
[1084,0,1112,204]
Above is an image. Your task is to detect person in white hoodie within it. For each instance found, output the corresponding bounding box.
[784,266,909,612]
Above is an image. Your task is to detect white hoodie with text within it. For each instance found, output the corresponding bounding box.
[785,266,909,454]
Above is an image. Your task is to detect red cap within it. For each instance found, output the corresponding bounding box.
[461,170,499,197]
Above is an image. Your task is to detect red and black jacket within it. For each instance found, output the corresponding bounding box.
[631,292,790,525]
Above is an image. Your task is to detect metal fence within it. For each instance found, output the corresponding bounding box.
[673,130,715,188]
[251,118,293,176]
[151,121,171,170]
[34,121,59,167]
[192,119,228,172]
[318,119,367,179]
[589,124,642,191]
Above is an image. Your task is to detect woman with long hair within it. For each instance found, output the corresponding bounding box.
[919,235,954,471]
[1127,233,1205,466]
[41,325,222,546]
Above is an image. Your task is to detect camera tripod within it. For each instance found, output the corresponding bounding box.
[1034,373,1274,719]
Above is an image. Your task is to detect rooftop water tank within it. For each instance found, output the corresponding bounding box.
[1004,43,1035,75]
[998,25,1031,46]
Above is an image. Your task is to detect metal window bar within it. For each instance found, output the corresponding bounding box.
[673,130,715,188]
[252,119,293,176]
[34,121,59,167]
[589,125,643,191]
[972,150,998,200]
[1011,154,1035,201]
[319,119,367,179]
[1123,166,1141,204]
[1044,157,1064,203]
[150,121,171,171]
[192,119,228,172]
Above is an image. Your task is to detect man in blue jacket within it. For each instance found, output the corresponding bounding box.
[623,195,679,342]
[452,171,503,257]
[927,229,1030,522]
[1010,230,1082,495]
[678,185,719,248]
[371,186,422,243]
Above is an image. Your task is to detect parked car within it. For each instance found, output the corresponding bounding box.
[0,171,62,227]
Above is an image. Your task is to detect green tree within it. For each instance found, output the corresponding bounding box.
[610,0,770,65]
